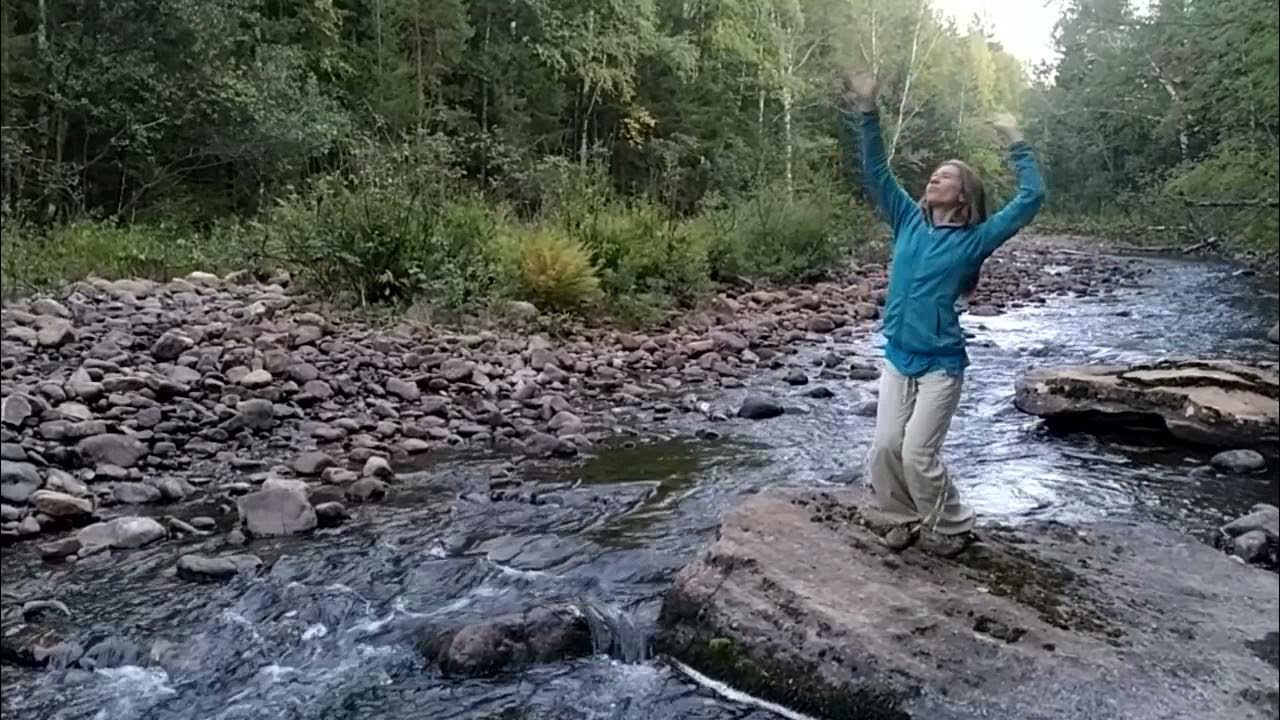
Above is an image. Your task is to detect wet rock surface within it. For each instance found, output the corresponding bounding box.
[1014,359,1280,449]
[659,488,1280,720]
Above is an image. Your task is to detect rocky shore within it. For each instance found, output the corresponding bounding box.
[0,238,1149,552]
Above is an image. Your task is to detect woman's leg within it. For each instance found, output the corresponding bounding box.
[900,371,974,536]
[866,364,920,525]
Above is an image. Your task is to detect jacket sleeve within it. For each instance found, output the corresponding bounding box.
[971,141,1046,258]
[843,110,917,236]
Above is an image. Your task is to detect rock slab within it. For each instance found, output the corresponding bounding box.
[1014,359,1279,448]
[658,488,1279,720]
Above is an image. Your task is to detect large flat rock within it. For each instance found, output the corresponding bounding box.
[1014,359,1279,448]
[658,489,1279,720]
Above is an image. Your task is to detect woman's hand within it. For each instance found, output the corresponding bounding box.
[988,112,1024,144]
[839,68,878,112]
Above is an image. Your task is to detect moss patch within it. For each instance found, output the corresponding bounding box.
[656,625,911,720]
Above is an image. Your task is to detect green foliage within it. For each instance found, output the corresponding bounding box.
[265,137,501,306]
[0,214,252,297]
[700,183,872,282]
[571,203,711,303]
[505,227,602,312]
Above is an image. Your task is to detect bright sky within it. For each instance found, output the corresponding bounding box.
[934,0,1064,69]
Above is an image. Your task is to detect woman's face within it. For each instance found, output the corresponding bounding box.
[924,163,964,208]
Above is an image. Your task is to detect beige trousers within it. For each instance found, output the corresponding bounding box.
[866,364,975,535]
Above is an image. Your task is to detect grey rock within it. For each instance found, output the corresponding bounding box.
[77,434,148,469]
[1,461,42,503]
[2,394,33,427]
[1231,530,1271,564]
[417,604,592,677]
[659,488,1280,720]
[1222,506,1280,540]
[31,298,71,318]
[112,482,162,504]
[292,450,337,476]
[37,321,75,347]
[151,330,194,361]
[237,487,317,537]
[236,398,275,432]
[239,369,273,388]
[737,396,784,420]
[385,377,420,401]
[30,490,93,519]
[176,553,263,581]
[1268,323,1279,344]
[76,516,166,552]
[344,478,388,503]
[154,477,195,502]
[314,501,349,527]
[784,370,809,386]
[1210,449,1267,474]
[362,456,394,479]
[1014,360,1279,448]
[40,536,82,560]
[851,399,879,417]
[321,467,359,485]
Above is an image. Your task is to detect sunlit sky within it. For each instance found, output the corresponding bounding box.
[934,0,1064,69]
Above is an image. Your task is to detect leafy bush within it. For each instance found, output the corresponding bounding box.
[700,184,862,282]
[571,203,710,303]
[506,227,601,312]
[264,136,503,306]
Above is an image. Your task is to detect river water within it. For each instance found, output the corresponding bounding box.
[2,253,1278,720]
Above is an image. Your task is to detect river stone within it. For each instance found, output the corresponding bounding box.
[237,487,317,537]
[784,369,809,386]
[362,456,393,479]
[344,478,388,503]
[385,377,420,401]
[31,298,71,318]
[1014,360,1280,448]
[37,321,75,348]
[176,553,263,582]
[737,396,784,420]
[806,315,836,333]
[239,369,273,388]
[40,537,82,560]
[29,490,92,520]
[1,461,42,503]
[1211,449,1267,473]
[1269,323,1279,344]
[77,434,148,469]
[659,488,1279,720]
[418,604,593,677]
[1232,530,1272,565]
[292,450,337,476]
[314,501,349,527]
[806,386,835,399]
[112,482,162,504]
[76,516,166,552]
[1222,505,1280,540]
[151,330,194,361]
[236,398,275,432]
[2,394,33,427]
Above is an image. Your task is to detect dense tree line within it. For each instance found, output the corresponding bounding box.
[0,0,1275,304]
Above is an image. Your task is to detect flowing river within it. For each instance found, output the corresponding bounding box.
[2,251,1277,720]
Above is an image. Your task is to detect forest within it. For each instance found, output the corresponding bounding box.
[1,0,1277,315]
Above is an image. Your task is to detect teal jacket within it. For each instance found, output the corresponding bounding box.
[847,110,1045,377]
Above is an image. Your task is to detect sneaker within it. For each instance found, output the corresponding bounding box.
[920,531,975,559]
[881,524,919,552]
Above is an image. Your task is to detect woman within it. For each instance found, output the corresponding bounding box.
[840,71,1045,557]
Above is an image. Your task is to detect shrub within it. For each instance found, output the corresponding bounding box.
[264,137,504,306]
[571,203,711,303]
[507,227,601,312]
[700,183,864,283]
